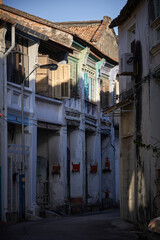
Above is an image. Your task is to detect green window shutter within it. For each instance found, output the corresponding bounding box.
[68,59,77,96]
[84,73,89,99]
[90,78,95,102]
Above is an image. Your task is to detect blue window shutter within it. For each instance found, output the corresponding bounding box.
[84,73,89,99]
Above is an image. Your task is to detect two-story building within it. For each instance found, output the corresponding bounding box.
[0,3,119,221]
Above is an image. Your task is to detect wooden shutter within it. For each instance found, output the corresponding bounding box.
[53,65,62,99]
[61,64,70,98]
[36,55,49,94]
[100,77,109,109]
[104,79,109,107]
[24,55,29,87]
[68,59,77,95]
[52,64,70,99]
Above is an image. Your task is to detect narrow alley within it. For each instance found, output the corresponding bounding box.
[0,210,151,240]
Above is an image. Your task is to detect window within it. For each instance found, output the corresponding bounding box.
[53,64,70,99]
[68,58,78,96]
[100,77,109,109]
[6,33,29,87]
[84,73,95,102]
[154,0,160,19]
[157,26,160,41]
[36,55,70,99]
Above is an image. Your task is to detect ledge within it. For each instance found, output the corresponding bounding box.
[36,94,62,105]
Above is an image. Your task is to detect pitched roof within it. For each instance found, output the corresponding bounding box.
[0,4,69,33]
[56,16,111,43]
[109,0,143,28]
[0,4,118,64]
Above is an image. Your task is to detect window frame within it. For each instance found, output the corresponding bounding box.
[6,33,29,87]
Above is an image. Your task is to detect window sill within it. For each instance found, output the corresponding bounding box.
[35,94,63,105]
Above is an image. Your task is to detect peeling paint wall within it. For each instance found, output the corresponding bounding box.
[118,0,160,227]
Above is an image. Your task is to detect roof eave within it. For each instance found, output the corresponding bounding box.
[73,34,118,65]
[109,0,143,28]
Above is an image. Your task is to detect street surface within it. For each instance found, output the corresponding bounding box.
[0,209,150,240]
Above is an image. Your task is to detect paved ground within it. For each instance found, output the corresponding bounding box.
[0,209,154,240]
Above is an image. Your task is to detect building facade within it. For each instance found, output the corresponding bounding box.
[108,0,160,228]
[0,3,119,221]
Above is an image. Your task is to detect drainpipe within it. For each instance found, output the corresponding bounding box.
[4,25,15,57]
[1,24,15,221]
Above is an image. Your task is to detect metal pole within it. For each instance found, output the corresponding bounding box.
[20,81,25,220]
[21,81,25,174]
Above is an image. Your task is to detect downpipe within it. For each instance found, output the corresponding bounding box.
[1,24,15,221]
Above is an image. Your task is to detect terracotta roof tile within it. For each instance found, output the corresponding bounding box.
[68,25,100,42]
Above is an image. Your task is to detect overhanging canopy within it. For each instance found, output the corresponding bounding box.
[103,97,133,116]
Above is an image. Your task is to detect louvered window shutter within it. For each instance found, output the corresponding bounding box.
[90,78,95,102]
[36,55,49,94]
[68,59,77,95]
[100,79,104,108]
[84,73,89,99]
[104,79,109,108]
[62,64,70,98]
[24,55,29,87]
[52,64,70,99]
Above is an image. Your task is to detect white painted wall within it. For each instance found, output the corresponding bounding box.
[69,129,84,199]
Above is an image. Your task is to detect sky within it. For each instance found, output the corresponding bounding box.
[2,0,127,34]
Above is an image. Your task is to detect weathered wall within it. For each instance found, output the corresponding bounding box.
[95,29,118,61]
[69,129,84,200]
[86,132,101,204]
[118,0,160,226]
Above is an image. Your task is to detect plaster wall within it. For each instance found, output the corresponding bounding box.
[118,0,160,225]
[114,131,120,204]
[69,129,84,199]
[95,29,118,61]
[86,132,101,204]
[37,126,67,206]
[118,1,149,94]
[36,98,63,124]
[101,135,115,201]
[49,127,67,205]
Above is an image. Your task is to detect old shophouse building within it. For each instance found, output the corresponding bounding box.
[108,0,160,230]
[0,3,119,221]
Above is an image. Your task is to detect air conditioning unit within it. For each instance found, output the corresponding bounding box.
[120,53,135,76]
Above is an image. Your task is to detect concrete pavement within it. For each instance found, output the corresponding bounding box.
[0,209,153,240]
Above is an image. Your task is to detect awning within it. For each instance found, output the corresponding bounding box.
[8,114,29,125]
[103,97,133,116]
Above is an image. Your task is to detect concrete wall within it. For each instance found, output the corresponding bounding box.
[69,129,85,201]
[96,29,118,61]
[118,0,160,226]
[86,132,101,204]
